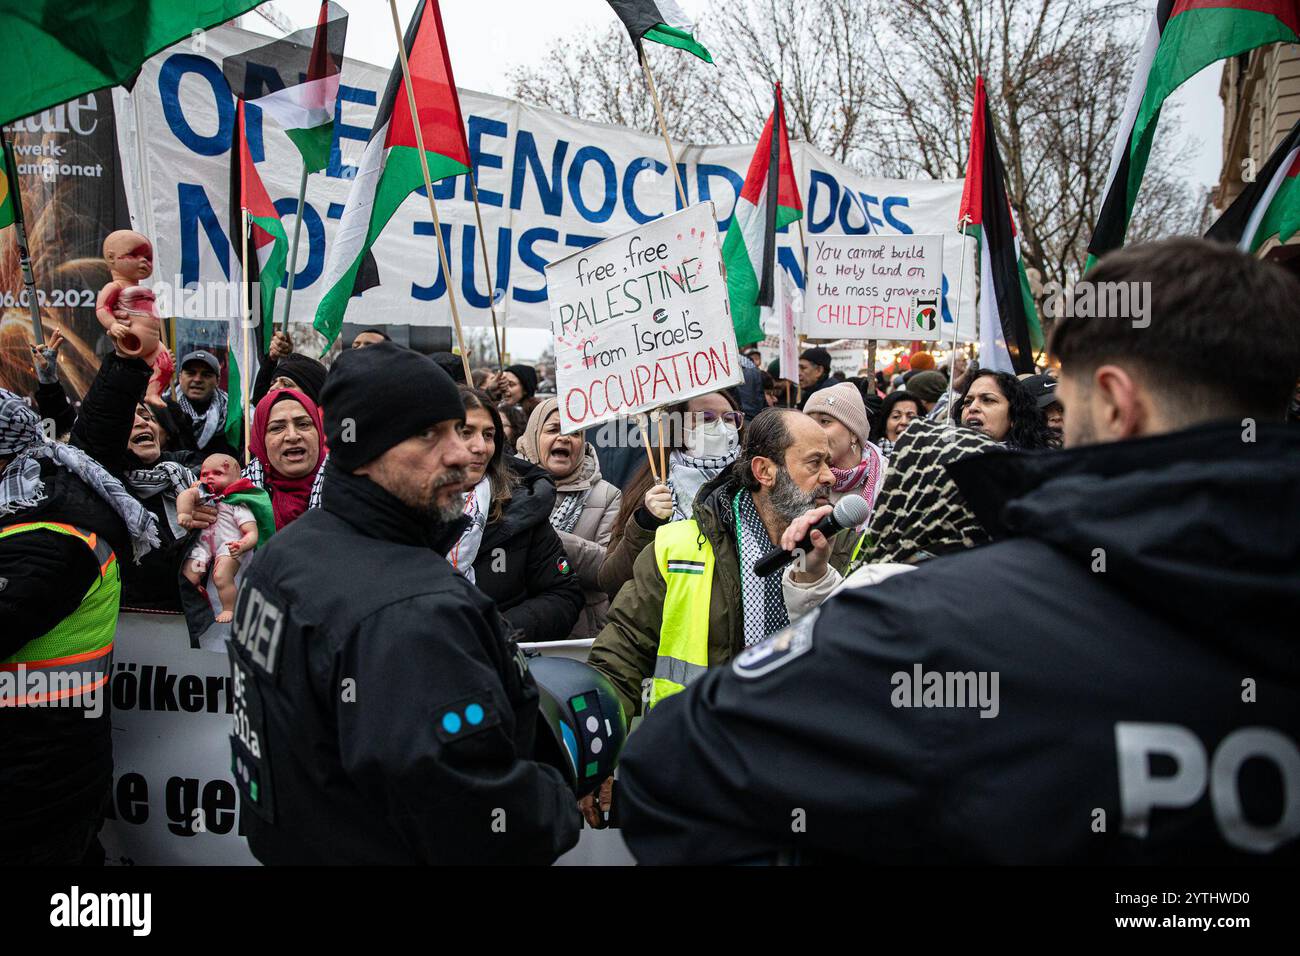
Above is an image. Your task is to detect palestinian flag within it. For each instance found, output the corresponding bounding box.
[227,99,289,446]
[0,141,15,230]
[606,0,713,62]
[1088,0,1300,264]
[222,1,348,173]
[959,76,1042,375]
[219,481,277,545]
[0,1,263,127]
[1206,116,1300,252]
[722,83,803,347]
[313,0,471,348]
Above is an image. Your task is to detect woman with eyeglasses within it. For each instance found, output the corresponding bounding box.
[597,390,745,598]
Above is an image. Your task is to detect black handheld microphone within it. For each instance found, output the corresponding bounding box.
[752,494,871,578]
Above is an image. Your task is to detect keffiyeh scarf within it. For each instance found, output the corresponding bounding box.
[668,449,737,521]
[867,418,997,564]
[830,441,886,527]
[124,460,195,499]
[549,449,598,534]
[0,389,160,561]
[448,477,491,583]
[175,388,227,449]
[732,488,789,647]
[243,452,326,520]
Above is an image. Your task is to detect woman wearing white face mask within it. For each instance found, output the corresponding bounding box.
[598,390,744,598]
[517,398,623,640]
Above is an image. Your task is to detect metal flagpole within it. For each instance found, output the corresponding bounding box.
[387,0,473,383]
[639,46,687,208]
[280,163,309,333]
[3,134,44,345]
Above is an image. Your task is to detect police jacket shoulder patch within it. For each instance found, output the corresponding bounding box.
[434,692,501,743]
[732,610,817,680]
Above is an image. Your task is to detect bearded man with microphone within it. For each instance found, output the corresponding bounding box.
[588,407,850,722]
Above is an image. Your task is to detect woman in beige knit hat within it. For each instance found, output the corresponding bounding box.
[802,382,886,515]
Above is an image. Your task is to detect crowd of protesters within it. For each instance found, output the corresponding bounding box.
[4,236,1298,865]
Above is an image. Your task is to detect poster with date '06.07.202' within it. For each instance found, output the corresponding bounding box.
[546,203,743,434]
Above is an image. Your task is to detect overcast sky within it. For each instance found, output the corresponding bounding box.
[242,1,1222,359]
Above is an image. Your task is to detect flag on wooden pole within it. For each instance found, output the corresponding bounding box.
[222,1,349,173]
[607,0,712,62]
[722,83,803,347]
[313,0,471,348]
[226,100,289,446]
[959,76,1041,375]
[1088,0,1300,264]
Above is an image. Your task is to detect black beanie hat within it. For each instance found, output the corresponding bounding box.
[505,363,538,398]
[275,353,328,405]
[430,351,466,384]
[322,342,465,471]
[801,347,832,372]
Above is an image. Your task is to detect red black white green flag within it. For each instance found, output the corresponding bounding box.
[606,0,713,62]
[222,1,348,173]
[959,76,1042,375]
[1206,116,1300,251]
[313,0,471,348]
[1089,0,1300,264]
[227,99,289,445]
[722,83,803,347]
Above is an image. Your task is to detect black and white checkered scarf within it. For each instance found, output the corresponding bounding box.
[175,388,227,449]
[732,487,789,647]
[0,389,160,561]
[124,460,195,499]
[242,452,327,512]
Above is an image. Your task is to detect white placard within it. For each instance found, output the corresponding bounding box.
[803,235,946,341]
[548,203,742,433]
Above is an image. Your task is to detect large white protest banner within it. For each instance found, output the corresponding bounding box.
[112,23,976,337]
[548,204,740,433]
[803,234,947,341]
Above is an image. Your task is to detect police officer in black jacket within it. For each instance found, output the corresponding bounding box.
[617,238,1300,865]
[228,344,580,864]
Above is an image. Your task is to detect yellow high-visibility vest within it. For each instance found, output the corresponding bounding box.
[649,519,714,709]
[0,521,118,706]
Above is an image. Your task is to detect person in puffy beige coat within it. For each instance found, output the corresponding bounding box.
[518,398,622,640]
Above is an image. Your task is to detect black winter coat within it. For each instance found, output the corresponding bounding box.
[0,460,130,844]
[471,457,584,644]
[229,462,580,864]
[69,354,200,612]
[618,422,1300,864]
[159,396,242,463]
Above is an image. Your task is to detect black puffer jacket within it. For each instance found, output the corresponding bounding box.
[619,422,1300,864]
[471,457,584,644]
[0,460,131,848]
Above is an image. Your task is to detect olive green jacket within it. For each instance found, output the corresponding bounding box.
[587,472,747,719]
